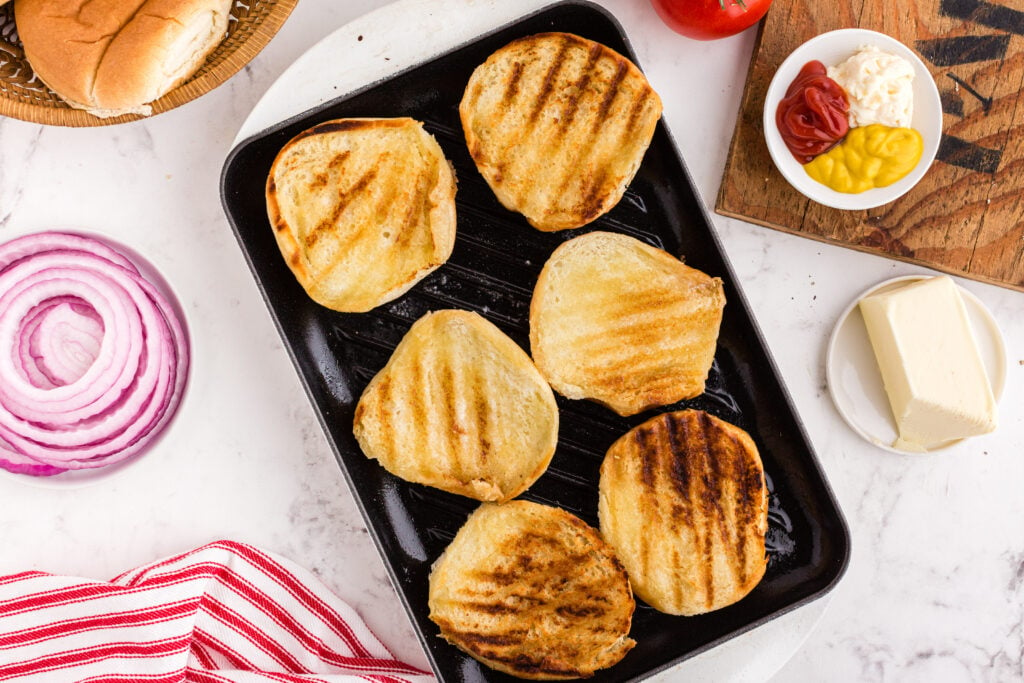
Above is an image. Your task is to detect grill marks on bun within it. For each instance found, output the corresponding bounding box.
[428,501,636,679]
[266,117,457,313]
[460,32,662,231]
[529,231,726,416]
[599,410,768,616]
[353,310,558,503]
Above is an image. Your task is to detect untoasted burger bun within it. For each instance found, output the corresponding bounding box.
[353,310,558,502]
[529,231,725,416]
[429,501,636,679]
[267,118,457,313]
[15,0,232,118]
[460,32,662,231]
[599,410,768,616]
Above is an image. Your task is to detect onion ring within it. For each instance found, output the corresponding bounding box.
[0,232,189,476]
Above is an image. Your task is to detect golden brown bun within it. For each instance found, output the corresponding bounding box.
[429,500,636,679]
[15,0,232,117]
[529,231,725,416]
[599,410,768,616]
[353,310,558,502]
[266,118,457,313]
[460,32,662,231]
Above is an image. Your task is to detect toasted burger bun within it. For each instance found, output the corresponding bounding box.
[429,501,636,679]
[15,0,232,117]
[529,231,725,416]
[460,32,662,231]
[267,118,457,313]
[353,310,558,502]
[599,410,768,616]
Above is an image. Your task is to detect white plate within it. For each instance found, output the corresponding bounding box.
[826,275,1007,454]
[763,28,943,210]
[0,231,193,489]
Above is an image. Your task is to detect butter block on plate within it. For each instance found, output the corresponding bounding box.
[858,276,997,451]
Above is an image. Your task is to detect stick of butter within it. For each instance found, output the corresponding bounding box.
[858,276,997,451]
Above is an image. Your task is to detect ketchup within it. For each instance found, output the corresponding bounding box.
[776,60,850,163]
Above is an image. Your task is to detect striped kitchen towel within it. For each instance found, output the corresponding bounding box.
[0,540,434,682]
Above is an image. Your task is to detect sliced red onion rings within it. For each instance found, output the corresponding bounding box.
[0,232,189,476]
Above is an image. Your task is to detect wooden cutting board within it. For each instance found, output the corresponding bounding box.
[716,0,1024,292]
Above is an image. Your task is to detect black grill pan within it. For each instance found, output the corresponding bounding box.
[220,3,850,680]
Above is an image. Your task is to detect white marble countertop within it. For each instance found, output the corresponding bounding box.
[1,1,1021,681]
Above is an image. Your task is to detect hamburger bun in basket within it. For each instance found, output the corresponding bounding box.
[14,0,233,118]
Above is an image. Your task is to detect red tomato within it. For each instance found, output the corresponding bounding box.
[650,0,774,40]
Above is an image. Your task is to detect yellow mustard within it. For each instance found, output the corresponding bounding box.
[803,124,923,193]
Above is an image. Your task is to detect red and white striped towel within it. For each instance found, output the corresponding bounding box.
[0,540,434,683]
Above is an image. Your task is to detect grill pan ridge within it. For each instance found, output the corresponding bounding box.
[220,3,850,681]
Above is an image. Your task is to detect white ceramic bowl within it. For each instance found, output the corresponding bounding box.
[0,230,193,489]
[763,28,943,210]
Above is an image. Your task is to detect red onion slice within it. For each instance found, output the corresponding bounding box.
[0,231,137,274]
[16,296,103,389]
[29,299,104,386]
[0,232,189,476]
[0,435,67,476]
[0,267,143,419]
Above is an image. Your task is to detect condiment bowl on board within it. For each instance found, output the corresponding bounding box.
[763,28,942,210]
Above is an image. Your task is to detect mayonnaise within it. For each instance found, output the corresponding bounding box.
[827,45,915,128]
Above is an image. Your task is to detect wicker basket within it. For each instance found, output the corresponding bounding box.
[0,0,298,127]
